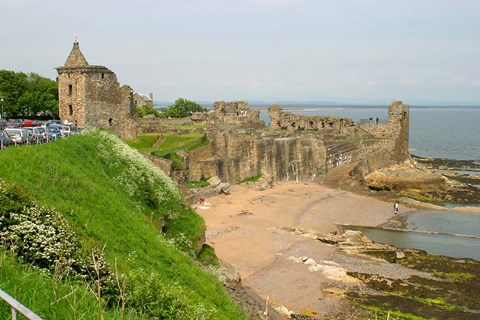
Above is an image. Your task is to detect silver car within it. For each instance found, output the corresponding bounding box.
[4,128,30,145]
[26,127,46,143]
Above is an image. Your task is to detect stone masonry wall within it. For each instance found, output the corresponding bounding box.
[138,117,193,134]
[187,143,216,180]
[57,42,140,140]
[188,130,328,182]
[357,101,409,165]
[190,101,265,129]
[268,105,354,131]
[187,101,410,183]
[57,71,87,127]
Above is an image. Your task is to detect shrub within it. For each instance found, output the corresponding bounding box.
[0,179,116,300]
[127,270,215,319]
[94,129,183,210]
[136,105,160,118]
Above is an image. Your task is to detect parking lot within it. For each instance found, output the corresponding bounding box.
[0,119,81,149]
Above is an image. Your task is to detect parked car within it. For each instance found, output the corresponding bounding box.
[21,119,34,127]
[56,125,80,137]
[5,121,20,128]
[45,125,62,140]
[26,126,46,143]
[0,119,7,130]
[4,128,30,145]
[32,120,45,127]
[45,120,62,126]
[9,119,23,127]
[0,130,13,149]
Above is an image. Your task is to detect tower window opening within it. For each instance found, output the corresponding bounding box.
[69,105,73,116]
[101,73,104,79]
[68,85,73,96]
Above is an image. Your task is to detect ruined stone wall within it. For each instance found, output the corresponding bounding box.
[84,73,122,124]
[357,101,409,165]
[325,141,361,171]
[138,116,193,133]
[268,105,354,131]
[145,155,172,176]
[188,130,328,182]
[186,101,410,183]
[57,68,139,139]
[386,101,409,163]
[187,144,216,180]
[191,101,265,129]
[255,135,327,182]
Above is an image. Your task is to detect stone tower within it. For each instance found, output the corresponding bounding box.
[56,41,138,139]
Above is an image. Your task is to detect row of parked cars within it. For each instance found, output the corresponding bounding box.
[0,119,80,149]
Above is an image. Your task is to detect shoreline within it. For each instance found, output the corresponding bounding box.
[197,181,410,317]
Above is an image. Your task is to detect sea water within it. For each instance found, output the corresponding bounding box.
[409,107,480,160]
[353,225,480,260]
[256,104,480,259]
[257,105,480,160]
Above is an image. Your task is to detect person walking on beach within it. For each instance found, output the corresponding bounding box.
[393,202,399,214]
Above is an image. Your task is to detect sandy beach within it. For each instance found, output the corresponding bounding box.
[196,181,412,317]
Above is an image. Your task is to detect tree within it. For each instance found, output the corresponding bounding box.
[0,70,27,118]
[20,73,58,117]
[0,70,58,118]
[161,98,207,118]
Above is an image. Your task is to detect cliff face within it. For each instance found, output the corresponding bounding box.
[188,101,410,183]
[189,132,327,182]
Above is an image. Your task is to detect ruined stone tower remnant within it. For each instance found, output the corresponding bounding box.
[386,100,409,163]
[56,41,139,139]
[268,105,354,131]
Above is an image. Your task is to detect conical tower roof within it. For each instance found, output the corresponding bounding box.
[64,41,89,67]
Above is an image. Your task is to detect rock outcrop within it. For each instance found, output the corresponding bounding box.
[364,161,445,191]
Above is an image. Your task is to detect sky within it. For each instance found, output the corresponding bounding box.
[1,0,479,105]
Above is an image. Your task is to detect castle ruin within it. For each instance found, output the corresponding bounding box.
[191,101,265,129]
[56,41,140,139]
[268,105,354,131]
[187,101,409,183]
[56,41,410,185]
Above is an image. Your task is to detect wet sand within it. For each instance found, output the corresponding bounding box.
[196,182,412,316]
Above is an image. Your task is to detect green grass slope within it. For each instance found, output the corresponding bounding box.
[0,130,246,319]
[127,133,210,171]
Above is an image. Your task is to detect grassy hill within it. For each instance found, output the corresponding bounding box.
[0,130,246,319]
